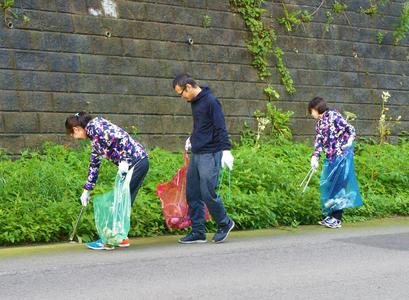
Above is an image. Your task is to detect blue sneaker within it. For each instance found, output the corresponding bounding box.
[212,219,235,243]
[324,217,342,229]
[318,216,331,226]
[86,239,115,250]
[178,232,207,244]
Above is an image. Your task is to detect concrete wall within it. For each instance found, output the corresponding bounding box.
[0,0,408,153]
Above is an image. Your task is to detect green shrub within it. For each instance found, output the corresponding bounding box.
[0,141,408,246]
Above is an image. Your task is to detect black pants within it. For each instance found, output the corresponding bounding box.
[129,157,149,206]
[330,210,343,221]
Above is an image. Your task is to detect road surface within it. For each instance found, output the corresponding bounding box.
[1,218,409,299]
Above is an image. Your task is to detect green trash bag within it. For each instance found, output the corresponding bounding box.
[93,168,133,245]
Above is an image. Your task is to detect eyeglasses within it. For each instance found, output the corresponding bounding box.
[178,86,186,96]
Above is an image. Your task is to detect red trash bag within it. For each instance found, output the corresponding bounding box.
[156,151,210,229]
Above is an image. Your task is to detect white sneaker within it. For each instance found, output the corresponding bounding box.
[318,216,331,226]
[324,217,342,229]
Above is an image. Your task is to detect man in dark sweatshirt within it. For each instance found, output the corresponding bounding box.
[173,74,235,243]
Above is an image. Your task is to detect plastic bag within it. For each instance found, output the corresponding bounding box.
[320,147,363,215]
[93,167,133,245]
[157,152,210,229]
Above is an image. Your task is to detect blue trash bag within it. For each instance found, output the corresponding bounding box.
[93,168,133,245]
[320,147,363,215]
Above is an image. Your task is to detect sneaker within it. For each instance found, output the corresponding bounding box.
[178,232,207,244]
[318,216,331,226]
[118,238,130,248]
[86,239,115,250]
[324,217,342,229]
[212,219,235,243]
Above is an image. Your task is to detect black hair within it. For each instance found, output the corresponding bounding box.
[308,97,329,114]
[172,73,197,89]
[65,111,93,134]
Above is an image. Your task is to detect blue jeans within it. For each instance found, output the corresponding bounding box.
[186,151,230,234]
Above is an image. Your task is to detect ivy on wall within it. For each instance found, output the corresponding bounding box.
[229,0,296,96]
[230,0,409,98]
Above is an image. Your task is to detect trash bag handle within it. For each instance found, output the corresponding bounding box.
[217,168,232,202]
[184,150,189,165]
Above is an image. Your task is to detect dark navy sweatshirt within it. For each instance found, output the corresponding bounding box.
[190,86,232,154]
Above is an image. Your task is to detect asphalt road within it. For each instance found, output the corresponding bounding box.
[1,219,409,300]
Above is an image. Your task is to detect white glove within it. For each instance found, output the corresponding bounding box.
[80,190,90,207]
[185,137,191,152]
[311,156,319,170]
[221,150,234,171]
[118,161,129,179]
[341,137,354,150]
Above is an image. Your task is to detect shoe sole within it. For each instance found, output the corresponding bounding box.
[325,224,342,229]
[86,245,116,250]
[213,221,235,243]
[178,239,207,244]
[118,244,130,248]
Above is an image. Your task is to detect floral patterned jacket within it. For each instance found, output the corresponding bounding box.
[312,110,356,161]
[83,117,148,190]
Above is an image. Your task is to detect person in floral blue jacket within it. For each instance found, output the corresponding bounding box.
[65,112,149,250]
[309,97,362,229]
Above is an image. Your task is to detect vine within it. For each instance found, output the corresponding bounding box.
[202,15,212,28]
[360,4,378,16]
[264,84,280,100]
[393,1,409,45]
[274,47,296,94]
[277,1,312,32]
[377,31,384,45]
[324,1,351,32]
[230,0,408,111]
[325,11,334,32]
[230,0,296,95]
[229,0,276,80]
[332,1,348,14]
[360,0,390,16]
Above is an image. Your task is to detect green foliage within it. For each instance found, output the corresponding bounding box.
[359,0,390,17]
[230,0,296,95]
[1,140,409,245]
[0,144,184,245]
[263,84,280,100]
[127,125,139,139]
[393,1,409,45]
[0,0,14,9]
[230,0,276,80]
[202,14,212,28]
[360,4,378,16]
[273,47,296,94]
[323,1,350,30]
[343,111,357,122]
[254,102,294,141]
[377,31,384,44]
[324,11,334,32]
[332,1,348,14]
[237,122,257,147]
[378,91,401,144]
[1,0,30,26]
[277,2,312,32]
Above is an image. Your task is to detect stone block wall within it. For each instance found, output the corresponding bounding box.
[0,0,408,153]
